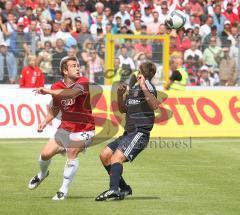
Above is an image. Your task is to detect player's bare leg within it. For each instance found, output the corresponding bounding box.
[52,141,85,200]
[28,139,64,190]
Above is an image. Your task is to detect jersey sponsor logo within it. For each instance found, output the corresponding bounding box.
[127,99,141,105]
[61,98,76,110]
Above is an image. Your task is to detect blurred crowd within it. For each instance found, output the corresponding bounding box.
[0,0,239,87]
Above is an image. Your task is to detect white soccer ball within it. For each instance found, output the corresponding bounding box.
[165,10,186,30]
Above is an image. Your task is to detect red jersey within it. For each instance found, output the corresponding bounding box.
[19,66,44,88]
[51,77,95,132]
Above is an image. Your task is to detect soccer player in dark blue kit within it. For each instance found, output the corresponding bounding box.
[95,61,160,201]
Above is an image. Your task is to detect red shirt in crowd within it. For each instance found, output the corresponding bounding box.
[223,11,239,24]
[51,77,95,132]
[19,66,45,88]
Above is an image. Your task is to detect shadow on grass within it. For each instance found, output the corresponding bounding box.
[41,196,94,200]
[124,196,160,201]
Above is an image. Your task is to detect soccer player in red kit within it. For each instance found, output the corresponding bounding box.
[28,56,95,200]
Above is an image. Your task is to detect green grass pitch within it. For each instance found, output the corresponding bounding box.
[0,138,240,215]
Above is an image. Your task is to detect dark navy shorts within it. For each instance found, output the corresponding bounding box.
[107,131,150,161]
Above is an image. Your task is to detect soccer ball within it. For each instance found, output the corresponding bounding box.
[165,10,186,30]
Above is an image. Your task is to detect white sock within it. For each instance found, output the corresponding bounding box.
[59,158,79,195]
[37,155,51,180]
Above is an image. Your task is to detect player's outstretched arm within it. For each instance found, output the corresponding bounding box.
[138,75,160,110]
[34,87,84,98]
[38,103,59,132]
[117,83,127,113]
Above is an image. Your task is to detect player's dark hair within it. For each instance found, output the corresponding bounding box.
[139,62,156,80]
[60,56,78,76]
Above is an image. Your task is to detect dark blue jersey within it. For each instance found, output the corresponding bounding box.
[124,80,157,134]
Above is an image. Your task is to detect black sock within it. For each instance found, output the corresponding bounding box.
[104,165,111,174]
[105,164,128,189]
[109,163,123,191]
[119,177,128,190]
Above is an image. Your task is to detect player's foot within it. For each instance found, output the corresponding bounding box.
[28,171,49,190]
[120,185,132,197]
[52,191,67,200]
[95,189,124,201]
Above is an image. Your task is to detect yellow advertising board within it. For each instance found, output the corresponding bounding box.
[91,88,240,137]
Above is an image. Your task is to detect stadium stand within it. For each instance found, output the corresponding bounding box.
[0,0,239,86]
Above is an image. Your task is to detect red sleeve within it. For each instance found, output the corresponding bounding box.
[19,68,26,88]
[36,67,45,87]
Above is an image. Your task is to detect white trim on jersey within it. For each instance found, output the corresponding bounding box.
[145,80,154,92]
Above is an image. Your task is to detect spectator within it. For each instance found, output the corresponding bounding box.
[0,42,17,84]
[203,36,223,68]
[9,19,30,71]
[20,7,36,29]
[14,0,26,19]
[81,39,94,65]
[1,0,18,20]
[105,0,120,15]
[71,18,81,39]
[88,49,105,85]
[77,2,90,28]
[5,13,17,46]
[199,65,216,86]
[116,39,135,58]
[223,2,239,25]
[76,24,93,51]
[175,28,191,52]
[41,0,57,22]
[212,4,226,34]
[199,15,213,41]
[142,6,153,25]
[219,47,237,86]
[55,20,76,46]
[52,38,67,75]
[36,41,53,83]
[39,23,55,48]
[54,10,64,24]
[55,0,68,13]
[165,55,188,91]
[158,1,169,24]
[131,19,142,35]
[147,11,160,35]
[184,39,203,69]
[0,15,8,44]
[184,55,198,86]
[118,45,135,73]
[90,15,105,36]
[192,24,202,44]
[134,39,152,59]
[91,2,106,24]
[189,0,204,25]
[114,3,131,25]
[202,25,221,51]
[62,0,79,26]
[19,55,45,88]
[220,20,233,47]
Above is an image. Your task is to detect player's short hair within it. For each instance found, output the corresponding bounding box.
[139,61,156,80]
[59,56,79,76]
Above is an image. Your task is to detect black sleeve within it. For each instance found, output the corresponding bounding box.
[170,70,182,81]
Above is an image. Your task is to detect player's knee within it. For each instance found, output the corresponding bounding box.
[99,149,112,163]
[111,151,125,164]
[40,153,51,161]
[67,148,81,159]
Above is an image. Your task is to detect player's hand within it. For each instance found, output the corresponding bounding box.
[33,87,50,95]
[138,74,147,90]
[117,83,127,96]
[37,121,47,132]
